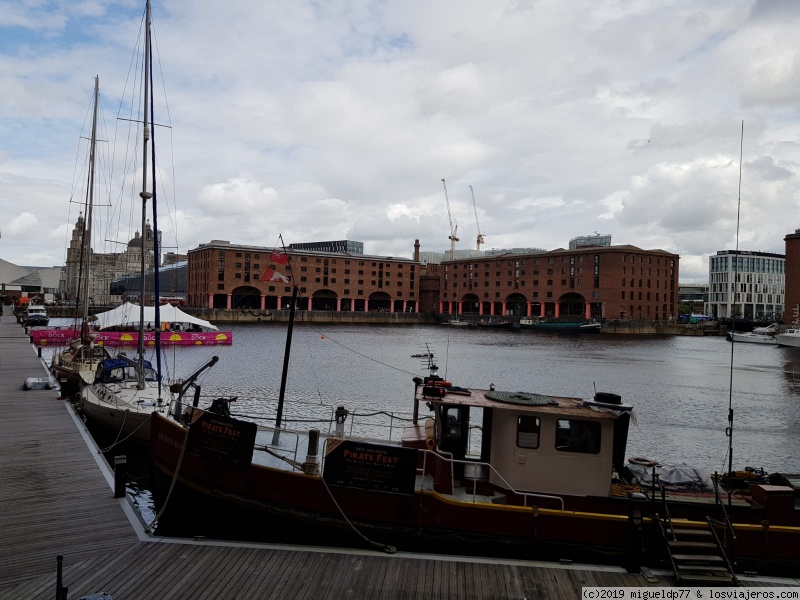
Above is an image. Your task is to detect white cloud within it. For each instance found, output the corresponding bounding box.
[5,212,39,236]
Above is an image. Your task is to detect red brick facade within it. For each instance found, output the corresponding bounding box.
[187,241,420,312]
[784,230,800,324]
[439,245,679,321]
[186,240,679,320]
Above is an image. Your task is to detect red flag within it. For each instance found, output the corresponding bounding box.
[259,267,290,284]
[270,250,288,264]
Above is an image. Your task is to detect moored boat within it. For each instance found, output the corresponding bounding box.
[445,318,471,326]
[727,331,778,345]
[80,0,220,443]
[775,328,800,348]
[23,305,49,327]
[477,318,513,329]
[49,77,112,396]
[150,349,800,577]
[519,317,601,333]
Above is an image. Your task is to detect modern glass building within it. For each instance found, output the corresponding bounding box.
[289,240,364,255]
[705,250,785,320]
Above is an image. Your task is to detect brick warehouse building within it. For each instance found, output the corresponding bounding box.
[784,229,800,324]
[439,244,679,321]
[187,240,420,312]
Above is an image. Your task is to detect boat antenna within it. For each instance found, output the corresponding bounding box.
[272,233,296,445]
[726,120,744,480]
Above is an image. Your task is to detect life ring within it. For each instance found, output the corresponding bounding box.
[628,457,659,467]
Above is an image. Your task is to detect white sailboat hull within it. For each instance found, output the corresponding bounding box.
[80,382,166,443]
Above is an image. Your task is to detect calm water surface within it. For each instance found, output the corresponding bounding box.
[44,320,800,476]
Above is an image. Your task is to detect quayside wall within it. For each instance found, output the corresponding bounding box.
[45,306,723,334]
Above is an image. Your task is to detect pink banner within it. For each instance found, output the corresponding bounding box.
[31,328,232,347]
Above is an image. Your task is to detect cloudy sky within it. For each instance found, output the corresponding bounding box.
[2,0,799,282]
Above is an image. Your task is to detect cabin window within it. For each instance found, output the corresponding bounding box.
[555,419,600,454]
[516,416,540,449]
[443,407,462,438]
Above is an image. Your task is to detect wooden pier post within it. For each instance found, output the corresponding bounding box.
[114,455,127,499]
[55,554,68,600]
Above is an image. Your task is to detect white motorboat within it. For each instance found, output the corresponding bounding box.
[752,323,781,334]
[776,328,800,348]
[728,331,778,345]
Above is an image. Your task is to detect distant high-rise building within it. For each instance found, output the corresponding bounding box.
[705,250,784,320]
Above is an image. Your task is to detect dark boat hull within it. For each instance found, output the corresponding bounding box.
[149,413,800,575]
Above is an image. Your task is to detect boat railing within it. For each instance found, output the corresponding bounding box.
[197,396,415,443]
[166,400,305,469]
[256,427,302,469]
[705,516,739,586]
[711,474,737,547]
[345,409,416,443]
[416,449,565,510]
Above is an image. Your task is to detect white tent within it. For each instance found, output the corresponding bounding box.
[92,302,219,331]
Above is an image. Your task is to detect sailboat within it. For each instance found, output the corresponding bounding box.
[50,77,112,396]
[80,0,217,443]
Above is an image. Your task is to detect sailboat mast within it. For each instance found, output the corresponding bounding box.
[82,76,100,330]
[137,0,153,389]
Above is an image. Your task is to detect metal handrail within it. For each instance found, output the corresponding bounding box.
[705,516,740,586]
[711,475,737,545]
[416,448,564,510]
[658,483,677,541]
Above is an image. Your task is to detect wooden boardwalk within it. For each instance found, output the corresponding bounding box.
[0,313,792,599]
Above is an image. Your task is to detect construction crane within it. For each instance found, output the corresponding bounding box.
[441,178,459,260]
[469,185,485,251]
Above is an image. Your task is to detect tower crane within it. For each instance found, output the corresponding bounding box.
[469,185,484,251]
[441,178,459,260]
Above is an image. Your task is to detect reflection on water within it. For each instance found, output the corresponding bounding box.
[43,320,800,496]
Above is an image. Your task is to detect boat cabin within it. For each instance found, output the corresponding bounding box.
[93,357,159,384]
[407,376,633,498]
[24,305,49,324]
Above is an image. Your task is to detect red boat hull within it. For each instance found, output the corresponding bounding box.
[149,413,800,574]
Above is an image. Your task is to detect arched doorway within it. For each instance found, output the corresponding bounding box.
[369,291,392,312]
[461,293,480,314]
[558,292,587,317]
[231,286,261,309]
[311,289,337,311]
[506,293,527,316]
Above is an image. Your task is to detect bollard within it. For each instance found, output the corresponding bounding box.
[56,555,63,600]
[114,455,127,499]
[38,346,42,357]
[626,492,647,573]
[303,429,320,474]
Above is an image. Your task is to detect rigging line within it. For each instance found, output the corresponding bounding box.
[149,21,180,254]
[302,328,326,404]
[307,326,418,376]
[726,120,744,479]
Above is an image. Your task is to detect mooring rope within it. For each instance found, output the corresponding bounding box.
[146,419,191,534]
[319,472,397,554]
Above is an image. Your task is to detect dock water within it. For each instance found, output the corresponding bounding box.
[0,313,791,599]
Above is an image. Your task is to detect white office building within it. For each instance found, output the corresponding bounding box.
[705,250,785,320]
